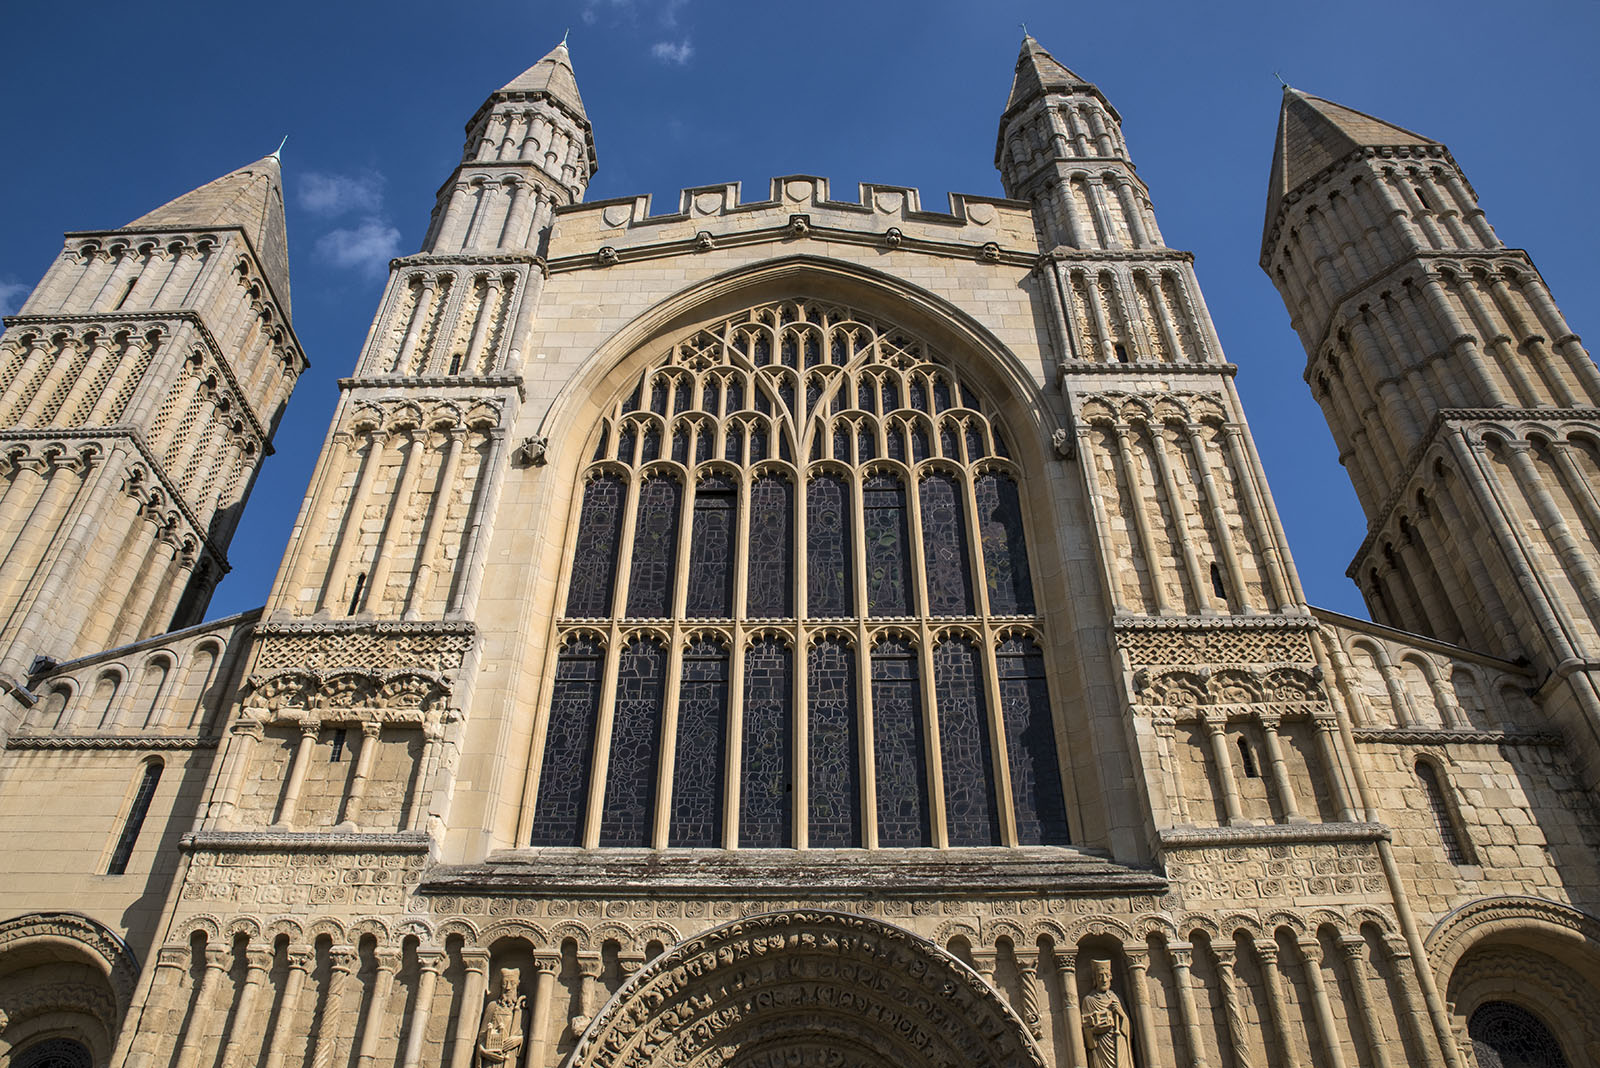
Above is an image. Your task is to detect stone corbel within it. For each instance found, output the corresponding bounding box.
[513,435,548,466]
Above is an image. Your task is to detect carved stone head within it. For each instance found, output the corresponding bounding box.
[1091,958,1113,991]
[497,966,521,1001]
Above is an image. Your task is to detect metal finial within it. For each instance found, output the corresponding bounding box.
[270,135,288,162]
[561,27,570,47]
[1274,71,1290,88]
[1020,22,1030,39]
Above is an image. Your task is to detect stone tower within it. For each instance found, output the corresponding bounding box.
[0,153,306,705]
[1261,87,1600,773]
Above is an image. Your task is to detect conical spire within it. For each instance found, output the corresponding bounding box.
[497,39,588,123]
[127,152,292,313]
[1265,87,1440,250]
[1004,34,1090,115]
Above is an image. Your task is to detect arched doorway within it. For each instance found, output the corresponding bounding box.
[0,913,138,1068]
[568,909,1045,1068]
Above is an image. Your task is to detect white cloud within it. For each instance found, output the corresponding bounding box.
[298,171,386,217]
[314,219,402,278]
[651,38,694,65]
[0,280,30,316]
[660,0,688,28]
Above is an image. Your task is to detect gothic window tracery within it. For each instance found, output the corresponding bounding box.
[530,299,1069,850]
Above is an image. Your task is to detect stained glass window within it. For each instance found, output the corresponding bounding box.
[808,637,861,847]
[626,477,681,618]
[863,474,911,616]
[997,636,1071,845]
[747,476,793,617]
[565,476,624,617]
[1417,761,1471,864]
[668,639,728,847]
[551,299,1062,853]
[686,475,736,617]
[740,638,792,847]
[871,637,930,847]
[977,472,1036,615]
[934,639,1000,846]
[807,475,852,617]
[920,472,974,615]
[530,637,604,846]
[107,760,163,874]
[1469,1002,1568,1068]
[599,638,666,846]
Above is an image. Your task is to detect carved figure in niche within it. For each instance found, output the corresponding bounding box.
[477,966,526,1068]
[1082,959,1134,1068]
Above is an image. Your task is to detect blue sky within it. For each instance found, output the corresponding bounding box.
[1,0,1596,624]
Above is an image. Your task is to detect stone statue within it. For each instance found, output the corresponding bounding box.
[477,966,526,1068]
[1082,958,1134,1068]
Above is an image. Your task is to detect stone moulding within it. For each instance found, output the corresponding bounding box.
[1158,820,1390,849]
[183,829,433,852]
[1351,727,1562,747]
[421,847,1166,897]
[5,733,218,750]
[338,372,526,400]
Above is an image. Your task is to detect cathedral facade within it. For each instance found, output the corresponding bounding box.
[0,34,1597,1068]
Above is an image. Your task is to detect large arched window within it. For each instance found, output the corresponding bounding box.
[531,299,1070,849]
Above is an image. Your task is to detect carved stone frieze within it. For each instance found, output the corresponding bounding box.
[1116,616,1318,668]
[1163,839,1385,903]
[240,667,453,717]
[253,621,476,674]
[181,844,430,909]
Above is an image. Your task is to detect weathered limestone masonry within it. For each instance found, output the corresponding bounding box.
[1,33,1599,1068]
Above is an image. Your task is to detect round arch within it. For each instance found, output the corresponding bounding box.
[0,912,139,1067]
[1428,896,1600,1066]
[568,909,1047,1068]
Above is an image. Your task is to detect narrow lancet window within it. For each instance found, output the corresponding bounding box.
[107,760,163,875]
[807,637,861,847]
[872,637,931,847]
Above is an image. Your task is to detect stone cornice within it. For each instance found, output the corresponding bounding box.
[2,309,276,449]
[428,847,1166,897]
[1113,613,1319,633]
[1311,606,1529,673]
[546,218,1038,274]
[1039,247,1192,265]
[1347,406,1600,576]
[1059,360,1237,377]
[1158,821,1390,849]
[0,427,233,571]
[1350,727,1561,747]
[338,373,526,401]
[183,829,434,853]
[254,618,477,638]
[5,732,219,750]
[389,252,543,270]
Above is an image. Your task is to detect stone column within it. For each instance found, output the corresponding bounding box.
[20,335,79,425]
[1384,935,1446,1068]
[461,278,504,374]
[1338,936,1393,1068]
[527,955,560,1068]
[1052,947,1088,1068]
[361,428,427,613]
[570,956,602,1038]
[1254,942,1299,1068]
[355,950,400,1068]
[1220,425,1297,611]
[1212,948,1252,1068]
[1504,442,1600,618]
[262,944,314,1068]
[51,335,114,426]
[452,427,512,618]
[1184,424,1252,612]
[274,721,321,828]
[1015,954,1044,1040]
[1202,712,1247,825]
[218,946,273,1068]
[1167,944,1211,1068]
[1298,938,1350,1068]
[338,721,383,829]
[309,946,358,1068]
[405,428,466,619]
[1122,950,1161,1068]
[447,951,490,1068]
[173,944,231,1068]
[399,951,445,1068]
[321,430,389,614]
[405,722,440,832]
[1113,425,1172,613]
[1147,426,1211,611]
[127,946,193,1068]
[213,717,264,827]
[393,278,439,375]
[1312,717,1357,821]
[1257,714,1305,822]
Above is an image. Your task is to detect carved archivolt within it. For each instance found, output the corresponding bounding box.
[0,913,139,1010]
[1426,895,1600,979]
[568,909,1046,1068]
[1136,664,1324,711]
[241,668,451,716]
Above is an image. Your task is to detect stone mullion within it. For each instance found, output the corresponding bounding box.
[399,951,445,1068]
[320,430,389,613]
[362,428,427,614]
[309,947,358,1068]
[1167,943,1211,1068]
[405,428,465,619]
[792,472,809,849]
[218,946,273,1068]
[1184,424,1252,613]
[1297,938,1351,1068]
[979,623,1020,846]
[1220,424,1302,609]
[337,721,383,829]
[446,952,490,1068]
[1252,942,1299,1068]
[1503,441,1600,620]
[354,949,400,1068]
[1075,426,1128,612]
[905,470,946,847]
[1256,713,1304,822]
[652,631,688,850]
[261,944,313,1068]
[1050,947,1088,1068]
[273,721,321,828]
[173,945,230,1068]
[850,467,877,850]
[582,624,626,849]
[723,630,746,848]
[1454,277,1544,406]
[1113,425,1172,614]
[1147,423,1211,613]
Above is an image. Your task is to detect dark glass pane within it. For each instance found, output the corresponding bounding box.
[832,424,850,463]
[960,383,980,411]
[755,386,772,415]
[1469,1002,1569,1068]
[993,427,1010,458]
[858,377,874,411]
[591,428,607,462]
[671,378,692,415]
[886,423,906,462]
[725,376,744,413]
[747,476,794,617]
[779,378,795,415]
[863,474,911,616]
[934,639,1000,846]
[694,425,713,464]
[806,476,852,617]
[622,382,642,413]
[724,422,742,463]
[834,335,850,365]
[807,638,861,846]
[565,475,625,617]
[741,638,793,847]
[933,378,952,411]
[976,472,1036,615]
[919,473,975,615]
[781,335,797,366]
[650,377,668,415]
[599,639,667,846]
[939,422,959,459]
[909,379,927,412]
[754,335,771,365]
[530,638,604,846]
[857,424,876,462]
[749,423,768,462]
[804,333,821,368]
[671,425,690,464]
[965,424,985,462]
[107,762,163,874]
[997,637,1071,845]
[617,424,636,465]
[669,640,728,847]
[911,425,930,462]
[641,426,661,463]
[626,476,681,617]
[807,376,824,417]
[686,476,736,617]
[871,638,931,847]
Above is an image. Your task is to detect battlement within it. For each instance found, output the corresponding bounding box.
[553,175,1038,256]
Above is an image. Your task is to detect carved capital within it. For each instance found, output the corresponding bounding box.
[329,946,359,975]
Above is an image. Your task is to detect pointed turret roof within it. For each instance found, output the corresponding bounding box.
[126,152,292,314]
[1264,87,1440,257]
[497,40,588,124]
[1004,34,1091,115]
